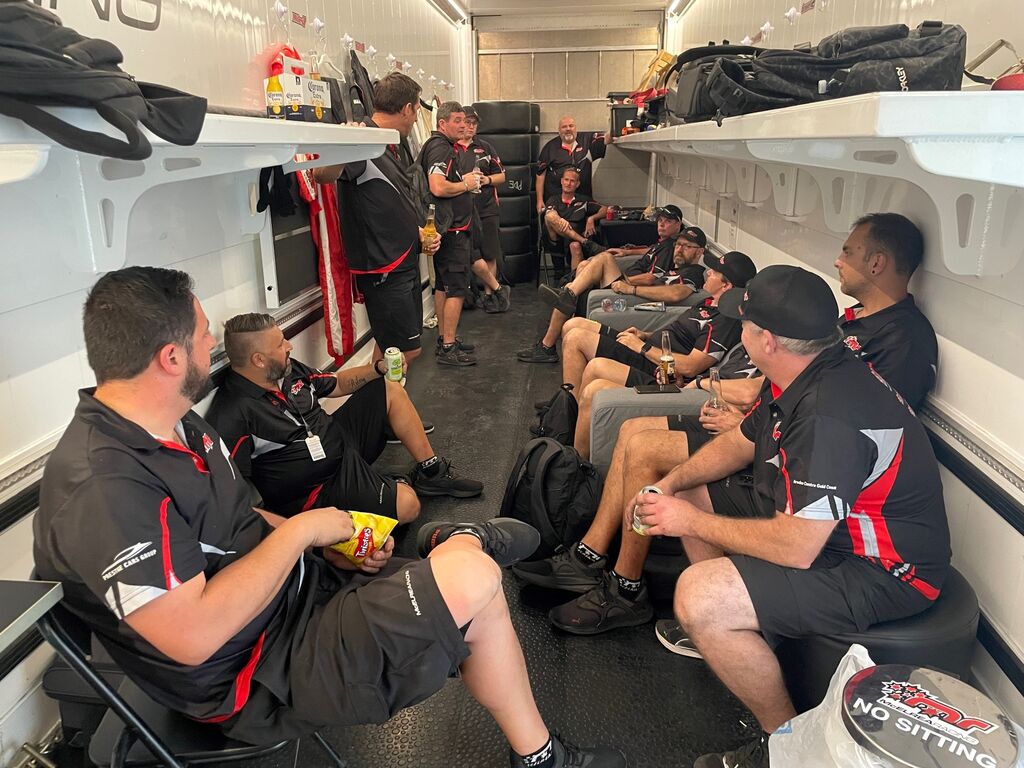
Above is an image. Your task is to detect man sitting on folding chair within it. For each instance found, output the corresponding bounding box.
[33,266,624,768]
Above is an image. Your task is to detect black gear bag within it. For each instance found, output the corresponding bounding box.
[0,0,206,160]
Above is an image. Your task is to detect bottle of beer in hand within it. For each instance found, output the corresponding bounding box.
[421,204,438,257]
[657,330,675,386]
[707,366,724,409]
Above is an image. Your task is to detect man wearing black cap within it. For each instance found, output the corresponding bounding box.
[608,225,708,304]
[628,266,950,768]
[557,250,758,398]
[517,207,683,364]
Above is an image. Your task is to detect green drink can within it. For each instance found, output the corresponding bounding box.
[384,347,404,382]
[631,485,663,536]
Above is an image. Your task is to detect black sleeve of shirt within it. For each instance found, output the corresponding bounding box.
[624,251,653,277]
[536,140,556,175]
[586,200,603,217]
[420,138,453,177]
[205,398,256,484]
[776,415,876,520]
[860,326,936,411]
[478,139,504,174]
[691,316,741,363]
[339,160,368,182]
[290,359,339,399]
[544,194,561,211]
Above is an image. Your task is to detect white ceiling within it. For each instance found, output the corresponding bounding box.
[466,0,668,16]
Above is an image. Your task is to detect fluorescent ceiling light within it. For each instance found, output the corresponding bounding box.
[667,0,698,17]
[447,0,468,20]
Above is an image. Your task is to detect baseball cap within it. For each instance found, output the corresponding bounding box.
[679,226,707,248]
[463,105,479,122]
[655,204,683,222]
[702,250,757,288]
[718,265,839,340]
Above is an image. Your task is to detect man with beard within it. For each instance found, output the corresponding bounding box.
[34,266,626,768]
[206,313,482,524]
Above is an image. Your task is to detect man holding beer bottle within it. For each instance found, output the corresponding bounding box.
[313,72,439,368]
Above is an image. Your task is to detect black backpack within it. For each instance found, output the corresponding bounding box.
[531,384,578,445]
[706,21,967,121]
[664,44,765,123]
[0,0,206,160]
[500,438,603,558]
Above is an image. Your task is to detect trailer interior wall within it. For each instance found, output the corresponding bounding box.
[659,0,1024,724]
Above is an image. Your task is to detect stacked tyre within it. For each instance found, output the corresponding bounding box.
[472,101,541,285]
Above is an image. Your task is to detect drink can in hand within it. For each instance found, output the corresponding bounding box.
[384,347,404,382]
[631,485,663,535]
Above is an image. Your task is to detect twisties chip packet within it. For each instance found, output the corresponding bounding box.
[329,511,398,565]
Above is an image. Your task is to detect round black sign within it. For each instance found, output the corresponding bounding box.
[842,665,1019,768]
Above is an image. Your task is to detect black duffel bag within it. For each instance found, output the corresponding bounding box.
[664,44,765,123]
[706,21,967,120]
[0,0,206,160]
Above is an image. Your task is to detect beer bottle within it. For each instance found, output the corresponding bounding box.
[421,204,438,257]
[707,367,724,409]
[266,61,285,119]
[658,330,675,385]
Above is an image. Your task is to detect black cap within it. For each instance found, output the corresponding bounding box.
[703,250,757,288]
[655,204,683,222]
[718,265,839,340]
[679,226,707,248]
[463,105,479,122]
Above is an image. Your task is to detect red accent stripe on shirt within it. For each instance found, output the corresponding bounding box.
[158,496,180,590]
[779,448,794,515]
[156,439,209,474]
[230,435,249,459]
[844,307,857,321]
[702,324,713,353]
[349,243,415,275]
[770,382,782,399]
[196,632,266,723]
[302,484,324,511]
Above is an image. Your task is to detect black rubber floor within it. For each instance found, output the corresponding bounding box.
[214,288,758,768]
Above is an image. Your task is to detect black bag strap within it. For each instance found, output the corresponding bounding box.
[0,94,150,159]
[528,439,570,550]
[668,44,763,78]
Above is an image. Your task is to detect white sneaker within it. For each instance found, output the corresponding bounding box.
[655,619,703,659]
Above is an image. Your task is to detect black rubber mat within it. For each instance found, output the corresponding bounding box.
[208,290,758,768]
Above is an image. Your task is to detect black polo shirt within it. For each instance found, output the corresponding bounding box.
[544,193,602,237]
[840,294,937,412]
[667,262,706,292]
[665,299,741,363]
[205,360,342,515]
[623,237,678,279]
[337,118,420,274]
[739,344,950,600]
[537,132,607,200]
[419,131,473,232]
[34,391,308,721]
[463,137,504,218]
[719,344,760,380]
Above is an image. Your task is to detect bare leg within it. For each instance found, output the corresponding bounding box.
[579,417,670,555]
[473,258,500,293]
[385,380,432,462]
[394,484,421,524]
[435,289,446,344]
[442,296,464,346]
[566,251,616,295]
[569,242,583,272]
[676,556,797,732]
[560,328,602,391]
[561,317,602,338]
[427,538,549,756]
[540,310,573,348]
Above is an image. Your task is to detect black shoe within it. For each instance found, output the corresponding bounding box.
[482,293,499,314]
[435,337,475,354]
[493,285,512,313]
[654,619,703,659]
[417,518,541,567]
[548,573,653,635]
[538,284,578,317]
[694,734,769,768]
[534,399,551,412]
[411,458,483,498]
[513,548,606,593]
[509,734,626,768]
[384,421,435,445]
[438,344,476,366]
[516,341,559,364]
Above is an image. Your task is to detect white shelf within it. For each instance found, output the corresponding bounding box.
[617,92,1024,276]
[0,110,397,276]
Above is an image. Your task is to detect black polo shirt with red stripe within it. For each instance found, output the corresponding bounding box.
[34,390,306,722]
[420,131,473,232]
[537,132,607,200]
[337,118,420,274]
[840,294,937,412]
[665,299,741,363]
[464,137,504,218]
[205,360,341,515]
[544,193,603,237]
[623,237,678,279]
[739,343,950,600]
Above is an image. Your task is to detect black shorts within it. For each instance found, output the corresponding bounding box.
[595,334,658,386]
[472,215,502,263]
[668,414,715,454]
[303,378,399,519]
[732,550,934,642]
[356,268,422,353]
[434,230,472,298]
[223,557,470,742]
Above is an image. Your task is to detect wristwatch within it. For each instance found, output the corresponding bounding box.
[694,375,704,390]
[640,342,652,355]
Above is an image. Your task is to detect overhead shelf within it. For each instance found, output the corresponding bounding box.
[617,92,1024,276]
[0,109,397,275]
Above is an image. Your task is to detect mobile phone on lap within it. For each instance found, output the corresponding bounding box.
[634,384,680,394]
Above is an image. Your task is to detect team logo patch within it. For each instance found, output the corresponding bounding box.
[844,335,862,352]
[878,681,999,738]
[772,421,782,440]
[202,433,214,453]
[290,380,304,395]
[699,309,710,319]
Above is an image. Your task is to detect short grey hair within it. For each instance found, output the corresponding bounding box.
[223,312,277,366]
[436,101,464,123]
[747,321,842,356]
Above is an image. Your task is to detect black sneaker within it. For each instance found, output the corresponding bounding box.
[512,548,606,593]
[516,341,559,364]
[538,284,578,317]
[493,285,512,313]
[435,337,475,354]
[417,518,541,567]
[438,344,476,366]
[694,733,769,768]
[509,734,626,768]
[411,458,483,498]
[548,573,653,635]
[482,293,499,314]
[654,619,703,659]
[384,421,434,445]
